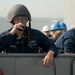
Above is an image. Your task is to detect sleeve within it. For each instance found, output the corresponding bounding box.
[39,32,58,57]
[0,32,15,52]
[63,33,75,53]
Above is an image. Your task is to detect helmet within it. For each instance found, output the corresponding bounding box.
[60,22,67,29]
[7,4,31,24]
[42,25,50,31]
[50,22,62,31]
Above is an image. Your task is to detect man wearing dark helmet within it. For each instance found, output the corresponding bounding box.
[0,4,58,67]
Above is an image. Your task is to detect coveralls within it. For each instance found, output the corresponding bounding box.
[0,27,58,57]
[55,28,75,53]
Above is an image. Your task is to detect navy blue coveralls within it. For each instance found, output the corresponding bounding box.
[55,28,75,53]
[0,27,58,57]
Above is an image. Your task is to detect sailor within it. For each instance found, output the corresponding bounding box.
[42,25,52,38]
[55,27,75,53]
[0,4,58,67]
[50,22,62,43]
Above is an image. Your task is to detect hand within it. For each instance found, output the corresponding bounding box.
[0,68,4,75]
[42,50,54,67]
[10,23,25,36]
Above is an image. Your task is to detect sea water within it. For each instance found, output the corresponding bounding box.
[0,17,63,33]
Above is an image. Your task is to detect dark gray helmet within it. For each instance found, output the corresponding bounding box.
[7,4,31,23]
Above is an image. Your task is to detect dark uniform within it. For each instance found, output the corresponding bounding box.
[0,27,58,57]
[55,28,75,53]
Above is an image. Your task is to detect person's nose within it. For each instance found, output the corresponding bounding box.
[19,19,23,23]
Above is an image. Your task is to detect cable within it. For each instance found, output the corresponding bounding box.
[70,58,75,75]
[53,59,56,75]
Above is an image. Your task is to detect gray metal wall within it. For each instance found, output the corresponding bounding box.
[0,54,75,75]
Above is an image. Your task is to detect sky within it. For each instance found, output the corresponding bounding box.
[0,0,65,18]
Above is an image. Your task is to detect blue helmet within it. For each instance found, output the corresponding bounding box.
[60,22,67,29]
[50,22,62,31]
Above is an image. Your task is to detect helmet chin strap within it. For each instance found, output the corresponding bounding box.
[27,21,37,52]
[27,21,33,49]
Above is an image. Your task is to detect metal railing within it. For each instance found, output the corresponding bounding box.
[0,53,75,75]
